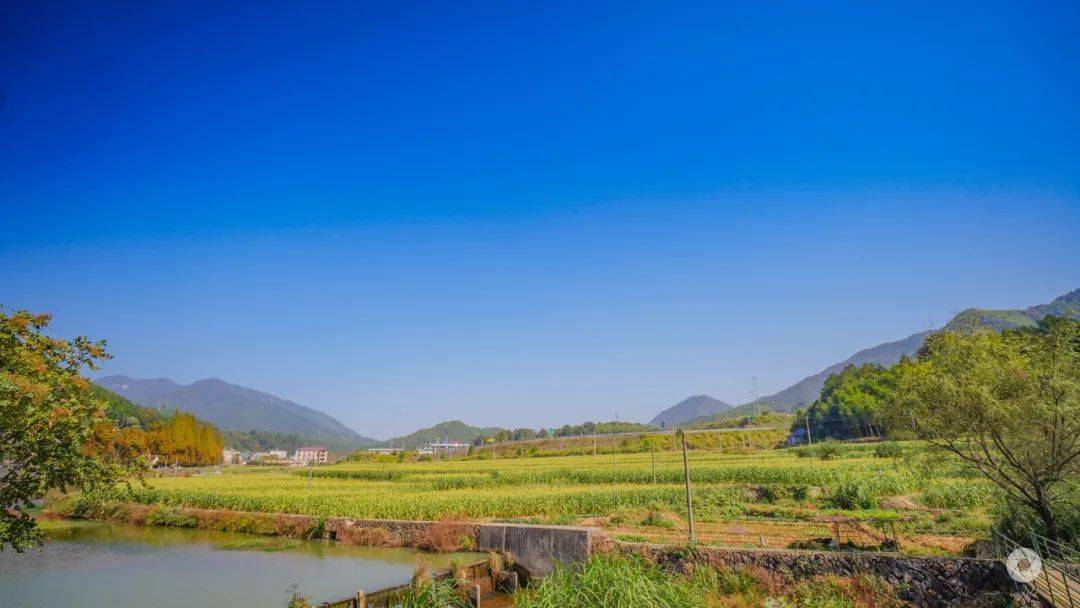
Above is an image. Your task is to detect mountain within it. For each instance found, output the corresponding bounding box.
[747,331,932,413]
[747,288,1080,412]
[96,375,377,447]
[382,420,504,449]
[649,395,732,428]
[943,288,1080,333]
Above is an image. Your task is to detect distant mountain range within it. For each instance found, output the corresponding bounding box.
[380,420,504,449]
[96,375,377,447]
[738,288,1080,414]
[649,395,732,428]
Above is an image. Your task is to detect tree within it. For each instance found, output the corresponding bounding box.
[795,363,899,440]
[885,317,1080,541]
[0,310,122,551]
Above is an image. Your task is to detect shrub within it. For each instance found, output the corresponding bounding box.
[991,492,1080,550]
[641,504,678,529]
[873,443,904,459]
[826,479,878,510]
[146,505,198,528]
[421,517,474,552]
[814,442,842,461]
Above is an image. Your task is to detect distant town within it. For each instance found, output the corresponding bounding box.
[219,441,471,466]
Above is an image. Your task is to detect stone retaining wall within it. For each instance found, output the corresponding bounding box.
[618,542,1039,607]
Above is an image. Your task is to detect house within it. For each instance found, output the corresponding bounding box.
[424,441,470,455]
[786,428,808,446]
[294,446,329,465]
[222,447,241,465]
[268,450,288,460]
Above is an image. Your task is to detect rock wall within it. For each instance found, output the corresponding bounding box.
[618,542,1039,607]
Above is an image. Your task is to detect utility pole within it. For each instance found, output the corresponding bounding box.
[679,430,695,544]
[651,442,656,484]
[805,414,813,446]
[593,434,597,457]
[752,376,760,419]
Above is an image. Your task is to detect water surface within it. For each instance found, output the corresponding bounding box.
[0,520,480,608]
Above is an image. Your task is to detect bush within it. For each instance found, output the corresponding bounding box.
[146,505,198,528]
[991,493,1080,550]
[814,442,842,461]
[873,443,903,459]
[826,479,878,510]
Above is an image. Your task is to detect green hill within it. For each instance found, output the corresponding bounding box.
[738,288,1079,413]
[381,420,504,449]
[649,395,732,427]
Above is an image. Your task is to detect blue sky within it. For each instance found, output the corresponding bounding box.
[1,2,1078,438]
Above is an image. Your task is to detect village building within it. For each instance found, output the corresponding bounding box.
[221,447,241,465]
[294,446,329,464]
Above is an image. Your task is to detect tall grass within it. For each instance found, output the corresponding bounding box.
[514,554,706,608]
[513,554,902,608]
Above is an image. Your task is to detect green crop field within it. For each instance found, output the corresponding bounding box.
[96,441,996,555]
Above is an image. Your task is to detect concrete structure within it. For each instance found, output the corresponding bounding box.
[294,446,329,464]
[418,441,470,456]
[477,523,597,581]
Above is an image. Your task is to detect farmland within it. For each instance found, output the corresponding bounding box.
[96,439,997,556]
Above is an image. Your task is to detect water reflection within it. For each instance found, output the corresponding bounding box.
[0,520,481,608]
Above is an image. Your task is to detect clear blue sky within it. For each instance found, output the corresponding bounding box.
[1,2,1078,438]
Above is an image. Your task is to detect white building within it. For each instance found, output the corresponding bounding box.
[294,446,329,465]
[422,442,469,455]
[222,447,241,465]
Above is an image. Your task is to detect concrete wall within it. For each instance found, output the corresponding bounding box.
[477,523,598,581]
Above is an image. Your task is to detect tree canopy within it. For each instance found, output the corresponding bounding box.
[884,317,1080,542]
[0,310,121,551]
[794,363,900,441]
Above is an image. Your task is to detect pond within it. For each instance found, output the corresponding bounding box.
[0,519,483,607]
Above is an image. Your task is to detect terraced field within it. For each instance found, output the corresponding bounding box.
[100,442,997,555]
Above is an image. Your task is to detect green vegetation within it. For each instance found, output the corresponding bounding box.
[549,421,657,437]
[795,363,899,441]
[514,554,903,608]
[214,536,300,551]
[382,420,505,449]
[942,308,1038,334]
[82,438,995,554]
[887,316,1080,544]
[0,309,123,551]
[221,429,331,453]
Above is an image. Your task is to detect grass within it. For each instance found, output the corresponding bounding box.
[513,554,905,608]
[213,536,300,551]
[85,441,994,555]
